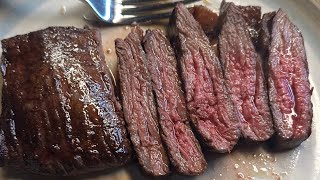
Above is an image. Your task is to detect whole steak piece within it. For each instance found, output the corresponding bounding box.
[218,2,274,142]
[143,29,207,175]
[115,27,169,176]
[265,10,313,149]
[168,3,240,153]
[0,27,132,175]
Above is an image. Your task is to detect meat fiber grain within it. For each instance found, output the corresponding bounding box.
[115,27,169,175]
[168,3,240,153]
[219,2,274,141]
[258,12,276,59]
[264,10,313,149]
[143,29,207,175]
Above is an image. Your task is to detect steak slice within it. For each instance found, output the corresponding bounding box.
[142,29,207,175]
[264,10,313,149]
[189,4,261,58]
[189,5,220,57]
[258,12,276,59]
[219,2,274,141]
[188,5,219,40]
[115,27,169,175]
[237,5,261,45]
[168,3,240,153]
[257,12,276,82]
[0,26,132,175]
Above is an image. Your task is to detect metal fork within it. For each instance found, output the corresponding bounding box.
[81,0,201,24]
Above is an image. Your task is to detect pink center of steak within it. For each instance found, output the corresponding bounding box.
[269,10,312,139]
[219,2,273,141]
[168,3,240,152]
[143,29,206,174]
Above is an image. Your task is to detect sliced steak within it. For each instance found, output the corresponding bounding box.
[257,11,276,82]
[189,5,220,57]
[189,5,219,40]
[115,27,169,175]
[219,2,274,141]
[168,3,240,153]
[189,4,261,42]
[258,12,276,59]
[0,26,132,175]
[264,10,313,149]
[189,4,261,56]
[238,5,261,44]
[142,29,207,175]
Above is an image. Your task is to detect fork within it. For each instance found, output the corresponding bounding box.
[81,0,201,24]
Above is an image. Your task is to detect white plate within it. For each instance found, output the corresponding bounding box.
[0,0,319,179]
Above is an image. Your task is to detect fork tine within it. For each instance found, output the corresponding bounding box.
[120,11,172,24]
[122,0,162,5]
[121,0,201,15]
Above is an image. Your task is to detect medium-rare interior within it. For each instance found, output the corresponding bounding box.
[143,29,207,175]
[168,3,240,153]
[0,0,314,177]
[0,26,132,175]
[115,27,169,175]
[218,2,274,141]
[259,10,313,149]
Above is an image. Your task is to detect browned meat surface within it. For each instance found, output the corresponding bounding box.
[168,3,240,153]
[189,4,261,55]
[219,2,274,141]
[258,12,276,59]
[189,5,220,56]
[264,10,313,149]
[143,29,207,175]
[0,26,132,175]
[115,27,169,175]
[189,5,219,40]
[238,5,261,44]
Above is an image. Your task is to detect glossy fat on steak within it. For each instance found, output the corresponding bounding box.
[0,27,132,175]
[115,27,169,176]
[263,10,313,149]
[143,29,207,175]
[219,2,274,141]
[168,3,240,153]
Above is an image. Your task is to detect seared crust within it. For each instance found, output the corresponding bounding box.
[0,26,132,175]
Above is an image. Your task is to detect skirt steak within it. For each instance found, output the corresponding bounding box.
[168,3,240,153]
[115,27,169,175]
[143,29,207,175]
[0,27,132,175]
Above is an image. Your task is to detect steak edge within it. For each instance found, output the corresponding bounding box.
[219,2,274,141]
[143,29,207,175]
[115,27,169,175]
[238,5,262,45]
[168,3,240,153]
[263,10,313,149]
